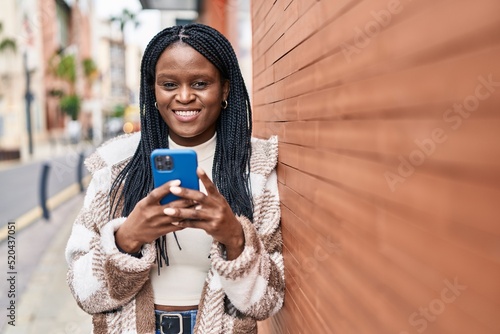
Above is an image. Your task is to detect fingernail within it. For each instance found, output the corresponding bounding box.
[197,167,205,175]
[170,186,181,194]
[171,222,179,226]
[195,205,202,210]
[170,179,181,186]
[164,208,176,215]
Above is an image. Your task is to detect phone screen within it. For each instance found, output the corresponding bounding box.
[151,149,199,205]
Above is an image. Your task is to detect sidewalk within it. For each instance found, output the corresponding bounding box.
[0,138,94,242]
[0,138,95,172]
[2,194,92,334]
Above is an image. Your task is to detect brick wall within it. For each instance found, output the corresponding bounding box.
[251,1,500,333]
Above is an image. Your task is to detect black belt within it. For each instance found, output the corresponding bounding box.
[155,312,192,334]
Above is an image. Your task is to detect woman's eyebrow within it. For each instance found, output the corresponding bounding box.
[156,72,215,81]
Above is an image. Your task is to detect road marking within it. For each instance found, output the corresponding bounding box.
[0,175,91,242]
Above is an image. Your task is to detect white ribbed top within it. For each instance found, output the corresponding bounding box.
[149,134,216,306]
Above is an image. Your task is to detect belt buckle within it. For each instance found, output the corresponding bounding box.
[160,313,183,334]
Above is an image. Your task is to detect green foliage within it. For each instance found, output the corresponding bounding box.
[82,57,97,78]
[49,52,85,121]
[0,22,16,53]
[56,54,76,84]
[0,39,16,53]
[110,9,140,35]
[60,94,80,120]
[113,104,126,118]
[48,89,64,97]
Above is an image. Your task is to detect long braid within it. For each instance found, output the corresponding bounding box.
[183,25,253,218]
[109,24,253,266]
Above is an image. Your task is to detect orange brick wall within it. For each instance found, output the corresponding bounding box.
[252,1,500,333]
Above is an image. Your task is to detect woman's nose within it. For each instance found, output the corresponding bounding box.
[176,85,195,103]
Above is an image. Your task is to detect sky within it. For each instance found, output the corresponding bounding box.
[93,0,161,50]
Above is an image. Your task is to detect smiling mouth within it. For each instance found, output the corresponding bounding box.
[173,110,200,117]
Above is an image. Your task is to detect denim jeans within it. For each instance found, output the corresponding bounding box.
[155,309,197,334]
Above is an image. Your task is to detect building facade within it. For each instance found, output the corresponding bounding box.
[0,0,95,159]
[0,0,146,157]
[0,0,45,158]
[40,0,93,137]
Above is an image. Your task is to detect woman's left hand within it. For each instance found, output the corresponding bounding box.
[163,167,245,260]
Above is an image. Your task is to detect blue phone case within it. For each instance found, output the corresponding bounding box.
[150,149,199,205]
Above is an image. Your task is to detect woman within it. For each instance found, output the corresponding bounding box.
[65,23,284,333]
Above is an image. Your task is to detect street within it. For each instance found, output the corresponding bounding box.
[0,147,91,329]
[0,147,93,331]
[0,149,90,229]
[0,194,92,332]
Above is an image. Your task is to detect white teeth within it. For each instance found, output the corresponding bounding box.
[174,110,199,117]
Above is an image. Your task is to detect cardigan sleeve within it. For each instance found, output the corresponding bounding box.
[65,149,156,315]
[209,136,285,320]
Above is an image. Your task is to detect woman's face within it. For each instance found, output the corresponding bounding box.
[154,43,229,147]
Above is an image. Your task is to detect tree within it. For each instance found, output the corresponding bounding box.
[82,57,98,79]
[82,57,98,93]
[60,94,80,121]
[0,22,16,102]
[49,52,80,120]
[55,53,77,86]
[112,104,125,118]
[109,9,140,43]
[0,22,16,54]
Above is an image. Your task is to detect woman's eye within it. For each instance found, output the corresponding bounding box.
[193,81,208,89]
[163,82,177,89]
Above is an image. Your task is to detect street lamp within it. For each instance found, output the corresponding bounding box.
[24,51,34,156]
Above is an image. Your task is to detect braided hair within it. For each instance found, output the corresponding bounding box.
[109,24,253,265]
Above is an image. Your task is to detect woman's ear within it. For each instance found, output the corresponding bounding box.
[222,79,230,101]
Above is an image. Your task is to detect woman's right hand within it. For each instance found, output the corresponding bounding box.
[114,179,194,253]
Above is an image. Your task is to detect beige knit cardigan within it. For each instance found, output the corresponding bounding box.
[65,132,284,333]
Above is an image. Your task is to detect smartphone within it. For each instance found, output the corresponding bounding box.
[151,149,199,205]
